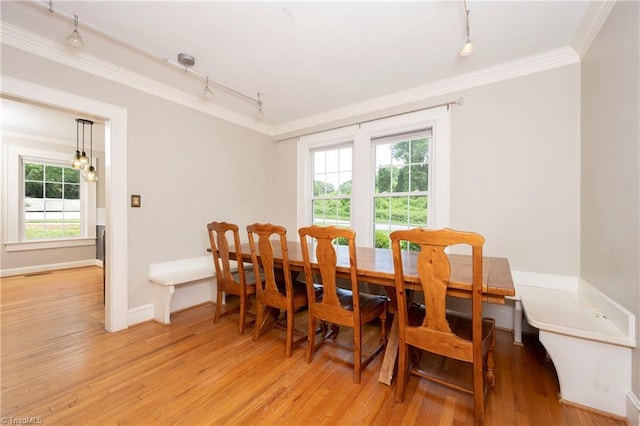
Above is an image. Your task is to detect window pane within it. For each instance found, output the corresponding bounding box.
[410,138,429,163]
[24,163,43,180]
[338,171,352,195]
[312,199,350,226]
[325,150,339,173]
[64,199,81,212]
[410,164,428,191]
[45,183,63,198]
[64,168,80,183]
[45,166,63,183]
[314,151,326,174]
[25,181,43,198]
[375,166,392,193]
[25,221,45,239]
[25,198,44,212]
[64,220,81,237]
[64,184,80,199]
[408,196,427,224]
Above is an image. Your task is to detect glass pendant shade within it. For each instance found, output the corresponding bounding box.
[79,151,90,168]
[67,15,84,47]
[84,165,98,182]
[71,150,83,169]
[460,40,473,56]
[66,29,84,47]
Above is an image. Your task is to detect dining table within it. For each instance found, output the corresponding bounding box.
[225,240,515,385]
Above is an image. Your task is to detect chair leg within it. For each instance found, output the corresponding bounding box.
[380,309,387,346]
[306,316,316,363]
[253,302,264,342]
[473,356,485,424]
[353,324,362,384]
[238,295,244,334]
[214,289,223,324]
[395,342,408,402]
[486,331,496,388]
[285,308,294,357]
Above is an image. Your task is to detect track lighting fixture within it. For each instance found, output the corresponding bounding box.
[34,1,265,114]
[460,0,473,56]
[174,52,262,109]
[66,14,84,47]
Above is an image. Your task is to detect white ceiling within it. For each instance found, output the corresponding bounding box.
[1,0,599,134]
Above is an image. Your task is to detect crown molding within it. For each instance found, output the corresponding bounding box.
[571,0,617,59]
[0,23,271,135]
[272,46,580,137]
[3,21,584,140]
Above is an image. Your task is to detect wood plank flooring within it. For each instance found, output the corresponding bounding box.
[0,266,626,425]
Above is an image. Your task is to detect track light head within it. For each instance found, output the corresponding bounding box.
[460,40,473,56]
[460,0,473,56]
[203,76,213,97]
[66,15,84,47]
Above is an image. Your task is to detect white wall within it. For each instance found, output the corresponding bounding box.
[580,0,640,407]
[271,65,582,276]
[0,45,273,310]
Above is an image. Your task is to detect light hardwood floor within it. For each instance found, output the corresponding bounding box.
[1,266,626,425]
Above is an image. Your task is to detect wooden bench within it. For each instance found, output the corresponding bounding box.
[515,280,635,417]
[148,255,241,324]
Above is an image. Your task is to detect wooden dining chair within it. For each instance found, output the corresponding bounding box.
[298,225,387,384]
[247,223,319,357]
[390,227,496,424]
[207,221,256,334]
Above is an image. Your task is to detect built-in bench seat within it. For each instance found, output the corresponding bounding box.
[148,255,242,324]
[514,280,635,417]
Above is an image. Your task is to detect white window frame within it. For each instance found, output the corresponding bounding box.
[297,107,450,247]
[4,145,96,252]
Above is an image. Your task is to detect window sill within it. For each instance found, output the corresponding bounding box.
[4,238,96,252]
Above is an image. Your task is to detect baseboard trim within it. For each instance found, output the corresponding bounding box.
[128,303,154,326]
[560,398,627,421]
[628,391,640,426]
[0,259,102,277]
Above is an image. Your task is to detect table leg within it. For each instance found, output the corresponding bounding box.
[378,313,399,385]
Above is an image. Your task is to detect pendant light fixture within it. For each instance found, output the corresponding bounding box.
[460,0,474,56]
[66,14,84,47]
[73,118,98,182]
[72,118,89,170]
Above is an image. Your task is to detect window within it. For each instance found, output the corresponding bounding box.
[23,161,81,240]
[373,130,431,248]
[311,144,352,226]
[4,145,96,252]
[298,107,450,248]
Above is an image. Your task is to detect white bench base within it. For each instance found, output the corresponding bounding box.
[148,256,231,325]
[516,281,635,417]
